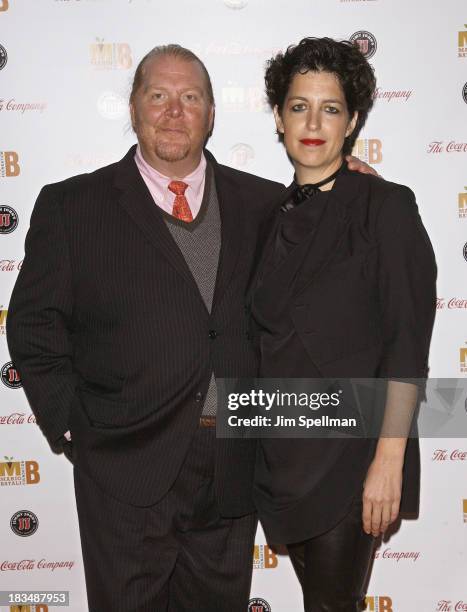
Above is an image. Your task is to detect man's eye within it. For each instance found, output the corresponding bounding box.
[151,93,164,100]
[184,94,198,102]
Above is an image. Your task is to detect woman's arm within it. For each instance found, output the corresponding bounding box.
[361,183,436,536]
[362,380,418,536]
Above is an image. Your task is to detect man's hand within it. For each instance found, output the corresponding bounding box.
[345,154,379,176]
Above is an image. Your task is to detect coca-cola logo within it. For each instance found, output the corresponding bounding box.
[374,88,412,103]
[0,259,22,271]
[10,510,39,537]
[437,298,467,309]
[373,548,420,562]
[1,361,21,389]
[432,449,467,461]
[436,601,467,611]
[428,141,467,154]
[0,205,18,234]
[0,99,47,114]
[0,412,36,425]
[0,558,75,571]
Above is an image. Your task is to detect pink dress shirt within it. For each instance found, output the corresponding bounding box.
[134,145,206,219]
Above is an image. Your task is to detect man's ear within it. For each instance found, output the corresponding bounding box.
[273,105,284,135]
[346,111,358,138]
[129,102,136,131]
[208,104,215,135]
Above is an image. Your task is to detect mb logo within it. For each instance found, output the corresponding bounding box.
[459,188,467,218]
[0,458,40,485]
[460,348,467,373]
[10,606,49,612]
[90,40,132,69]
[352,139,382,164]
[253,544,278,569]
[0,0,9,11]
[365,596,393,611]
[0,151,20,177]
[459,24,467,57]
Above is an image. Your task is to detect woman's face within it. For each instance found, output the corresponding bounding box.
[274,70,358,184]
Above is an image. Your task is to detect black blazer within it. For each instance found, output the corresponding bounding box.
[248,167,437,540]
[251,167,437,380]
[7,145,284,514]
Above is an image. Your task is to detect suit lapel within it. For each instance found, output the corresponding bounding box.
[293,166,363,296]
[209,153,244,314]
[113,146,205,302]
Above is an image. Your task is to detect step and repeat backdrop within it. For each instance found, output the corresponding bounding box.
[1,0,466,610]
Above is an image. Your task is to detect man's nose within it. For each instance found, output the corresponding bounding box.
[166,97,183,117]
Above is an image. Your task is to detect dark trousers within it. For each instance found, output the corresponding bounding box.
[287,496,374,612]
[74,427,257,612]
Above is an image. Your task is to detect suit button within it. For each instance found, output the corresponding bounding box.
[208,329,217,339]
[195,392,203,402]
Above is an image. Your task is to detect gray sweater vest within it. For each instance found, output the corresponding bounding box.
[163,164,220,415]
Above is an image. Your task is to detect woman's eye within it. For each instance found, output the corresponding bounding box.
[325,106,339,114]
[291,104,306,112]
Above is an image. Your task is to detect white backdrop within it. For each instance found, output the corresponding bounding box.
[1,1,466,611]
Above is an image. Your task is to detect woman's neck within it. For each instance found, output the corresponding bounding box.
[295,158,344,190]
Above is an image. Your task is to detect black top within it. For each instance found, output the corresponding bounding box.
[249,166,437,543]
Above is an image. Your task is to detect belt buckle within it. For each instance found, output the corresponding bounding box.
[199,416,216,428]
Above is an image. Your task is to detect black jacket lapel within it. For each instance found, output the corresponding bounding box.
[207,151,244,314]
[113,146,206,303]
[293,166,363,296]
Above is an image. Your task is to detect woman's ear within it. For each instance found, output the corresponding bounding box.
[273,105,284,134]
[346,111,358,138]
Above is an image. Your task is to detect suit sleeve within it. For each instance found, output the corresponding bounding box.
[376,185,437,379]
[7,185,77,445]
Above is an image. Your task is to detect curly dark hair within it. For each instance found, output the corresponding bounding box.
[265,37,376,155]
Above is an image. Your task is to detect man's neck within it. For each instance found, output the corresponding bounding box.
[138,147,202,180]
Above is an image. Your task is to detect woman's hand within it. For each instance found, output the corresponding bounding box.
[362,441,405,537]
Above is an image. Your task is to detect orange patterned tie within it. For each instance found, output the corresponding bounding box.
[168,180,193,222]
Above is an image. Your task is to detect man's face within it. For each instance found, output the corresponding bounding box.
[130,55,214,176]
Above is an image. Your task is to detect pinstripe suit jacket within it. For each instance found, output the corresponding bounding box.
[7,145,284,514]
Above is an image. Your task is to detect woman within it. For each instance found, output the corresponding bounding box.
[249,38,436,611]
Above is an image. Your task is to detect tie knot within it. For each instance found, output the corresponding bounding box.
[168,180,188,196]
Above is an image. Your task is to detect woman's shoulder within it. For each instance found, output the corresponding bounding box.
[347,171,419,226]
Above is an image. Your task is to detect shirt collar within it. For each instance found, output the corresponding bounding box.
[135,144,206,199]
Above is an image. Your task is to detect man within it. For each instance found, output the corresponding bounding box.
[7,45,371,611]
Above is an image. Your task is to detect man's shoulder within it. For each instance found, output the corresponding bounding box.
[41,157,121,200]
[209,159,285,214]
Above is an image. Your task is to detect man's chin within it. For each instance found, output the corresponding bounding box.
[154,143,190,163]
